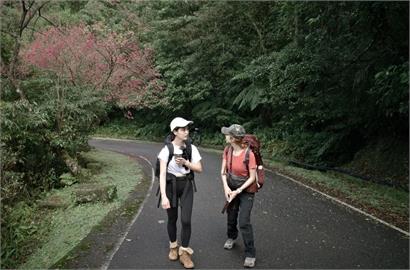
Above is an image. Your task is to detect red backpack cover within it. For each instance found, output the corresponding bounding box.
[242,134,265,189]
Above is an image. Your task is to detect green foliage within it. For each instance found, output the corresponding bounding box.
[1,99,61,199]
[130,0,408,170]
[134,122,166,140]
[1,76,107,268]
[1,202,50,269]
[369,62,409,118]
[192,101,242,128]
[345,137,409,189]
[94,116,165,141]
[1,79,107,198]
[94,118,137,138]
[59,173,77,187]
[35,0,406,179]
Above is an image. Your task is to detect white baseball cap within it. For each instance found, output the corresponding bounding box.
[170,117,193,131]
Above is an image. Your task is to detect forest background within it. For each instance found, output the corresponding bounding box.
[1,1,408,268]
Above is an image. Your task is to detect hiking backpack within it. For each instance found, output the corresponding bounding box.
[224,134,265,190]
[243,134,265,189]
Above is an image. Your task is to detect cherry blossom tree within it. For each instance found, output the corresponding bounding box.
[22,24,163,108]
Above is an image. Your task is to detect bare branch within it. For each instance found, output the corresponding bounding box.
[21,0,27,12]
[28,0,35,10]
[19,0,28,36]
[8,0,49,101]
[22,1,49,32]
[38,6,59,28]
[29,11,40,39]
[94,46,117,89]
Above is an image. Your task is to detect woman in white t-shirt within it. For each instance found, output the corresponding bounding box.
[158,117,202,269]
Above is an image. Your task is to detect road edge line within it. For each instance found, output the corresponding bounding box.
[101,155,156,270]
[270,169,409,237]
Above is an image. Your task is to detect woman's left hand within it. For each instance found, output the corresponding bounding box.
[175,157,187,166]
[228,190,238,202]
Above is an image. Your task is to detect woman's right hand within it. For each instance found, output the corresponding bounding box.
[161,196,171,209]
[224,187,232,202]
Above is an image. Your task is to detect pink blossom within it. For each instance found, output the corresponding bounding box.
[21,24,162,108]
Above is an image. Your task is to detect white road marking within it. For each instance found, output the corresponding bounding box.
[269,169,409,237]
[101,155,156,270]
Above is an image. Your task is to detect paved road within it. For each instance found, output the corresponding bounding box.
[90,139,409,269]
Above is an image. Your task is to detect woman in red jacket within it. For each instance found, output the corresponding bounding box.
[220,124,257,268]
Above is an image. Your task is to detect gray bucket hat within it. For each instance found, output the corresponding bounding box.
[221,124,246,137]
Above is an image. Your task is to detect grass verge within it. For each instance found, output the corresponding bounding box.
[19,149,143,269]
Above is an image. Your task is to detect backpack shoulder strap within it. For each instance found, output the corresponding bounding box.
[166,143,174,166]
[186,141,192,161]
[244,147,250,164]
[244,147,251,177]
[184,141,197,191]
[156,143,174,208]
[223,146,229,172]
[228,146,233,173]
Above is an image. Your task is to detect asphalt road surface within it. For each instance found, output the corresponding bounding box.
[89,138,409,269]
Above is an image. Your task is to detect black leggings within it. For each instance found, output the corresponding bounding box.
[166,179,194,247]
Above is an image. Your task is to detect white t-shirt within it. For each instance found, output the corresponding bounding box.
[158,143,202,176]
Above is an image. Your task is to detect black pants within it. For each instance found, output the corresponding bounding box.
[166,178,194,248]
[227,192,256,258]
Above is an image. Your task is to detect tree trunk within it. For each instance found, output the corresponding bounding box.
[62,150,80,175]
[8,36,27,100]
[7,0,49,100]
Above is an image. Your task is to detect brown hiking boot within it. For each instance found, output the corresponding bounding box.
[179,247,194,269]
[168,241,179,261]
